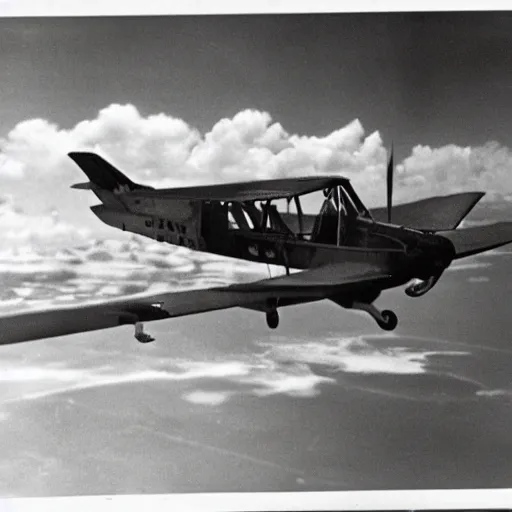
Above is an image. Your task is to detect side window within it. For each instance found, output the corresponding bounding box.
[228,212,239,230]
[167,220,174,232]
[145,219,153,228]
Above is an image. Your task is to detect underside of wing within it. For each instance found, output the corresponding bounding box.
[0,286,328,345]
[0,262,390,345]
[0,300,165,345]
[226,261,391,292]
[0,289,257,345]
[439,221,512,259]
[371,192,485,231]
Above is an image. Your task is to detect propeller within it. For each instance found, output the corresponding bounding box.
[386,143,394,224]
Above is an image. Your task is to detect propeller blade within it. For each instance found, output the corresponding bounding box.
[386,143,394,223]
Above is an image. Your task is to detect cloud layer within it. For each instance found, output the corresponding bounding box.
[2,103,512,230]
[0,195,91,251]
[0,235,281,314]
[3,332,510,409]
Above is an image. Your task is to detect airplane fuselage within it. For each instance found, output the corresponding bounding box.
[91,196,455,298]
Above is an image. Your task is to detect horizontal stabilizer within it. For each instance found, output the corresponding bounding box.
[68,152,153,192]
[371,192,485,231]
[439,222,512,259]
[71,182,93,190]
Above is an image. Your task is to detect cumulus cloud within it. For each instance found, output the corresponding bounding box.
[394,141,512,203]
[1,105,374,188]
[0,195,90,251]
[3,103,512,221]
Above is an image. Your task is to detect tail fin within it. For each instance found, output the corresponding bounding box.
[68,152,153,193]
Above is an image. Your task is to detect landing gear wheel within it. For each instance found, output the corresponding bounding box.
[135,333,155,344]
[377,310,398,331]
[266,310,279,329]
[134,322,155,343]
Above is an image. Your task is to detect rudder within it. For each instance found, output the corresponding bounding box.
[68,152,153,193]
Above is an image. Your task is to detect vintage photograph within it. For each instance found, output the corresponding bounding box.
[1,8,512,499]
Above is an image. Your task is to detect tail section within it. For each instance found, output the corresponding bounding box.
[68,152,153,195]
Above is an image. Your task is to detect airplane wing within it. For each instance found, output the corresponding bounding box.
[123,176,348,202]
[0,289,253,345]
[68,151,348,201]
[225,261,390,292]
[439,221,512,259]
[370,192,485,231]
[0,262,390,345]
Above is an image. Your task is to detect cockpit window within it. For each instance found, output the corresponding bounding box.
[266,204,294,235]
[311,196,343,245]
[228,203,252,230]
[204,182,368,245]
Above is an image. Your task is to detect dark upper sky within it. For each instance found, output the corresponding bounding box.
[2,12,512,160]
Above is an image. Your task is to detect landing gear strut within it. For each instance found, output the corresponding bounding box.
[134,322,155,343]
[351,301,398,331]
[265,298,280,329]
[266,310,280,329]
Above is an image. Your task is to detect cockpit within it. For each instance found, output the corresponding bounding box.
[201,180,372,248]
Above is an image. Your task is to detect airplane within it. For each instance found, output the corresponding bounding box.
[2,148,512,345]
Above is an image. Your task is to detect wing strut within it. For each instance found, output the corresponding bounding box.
[261,200,271,231]
[293,195,304,236]
[277,240,291,275]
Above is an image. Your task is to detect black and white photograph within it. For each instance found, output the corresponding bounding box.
[1,2,512,507]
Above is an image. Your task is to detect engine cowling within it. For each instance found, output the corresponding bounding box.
[404,234,456,297]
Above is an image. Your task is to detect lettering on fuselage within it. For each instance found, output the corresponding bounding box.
[150,216,198,250]
[144,217,189,233]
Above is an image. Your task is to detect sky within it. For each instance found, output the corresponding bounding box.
[2,11,512,248]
